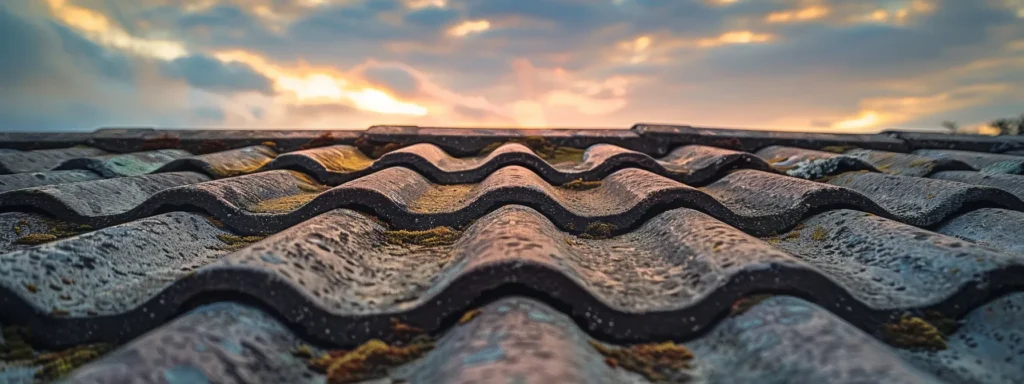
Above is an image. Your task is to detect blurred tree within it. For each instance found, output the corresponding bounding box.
[990,114,1023,135]
[940,121,959,133]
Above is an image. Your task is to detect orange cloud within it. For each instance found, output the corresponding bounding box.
[46,0,187,59]
[42,0,432,119]
[848,0,936,25]
[448,20,491,37]
[611,30,773,65]
[213,51,429,116]
[765,6,830,23]
[830,84,1010,130]
[697,31,774,47]
[405,0,447,9]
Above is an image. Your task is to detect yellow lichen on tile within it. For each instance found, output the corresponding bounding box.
[12,219,28,235]
[408,184,474,213]
[545,147,586,164]
[810,226,828,241]
[580,222,616,239]
[384,227,461,246]
[318,150,375,172]
[0,326,35,360]
[34,344,112,381]
[589,340,695,383]
[1,326,111,381]
[308,339,434,384]
[249,193,320,213]
[458,309,482,325]
[206,216,226,228]
[12,219,92,245]
[14,234,58,245]
[479,137,585,164]
[820,146,855,154]
[216,234,267,250]
[292,344,315,358]
[908,158,933,167]
[560,179,602,191]
[884,314,948,350]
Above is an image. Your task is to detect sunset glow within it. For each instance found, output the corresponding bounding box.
[3,0,1019,132]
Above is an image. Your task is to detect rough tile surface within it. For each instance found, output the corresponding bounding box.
[1,127,1022,384]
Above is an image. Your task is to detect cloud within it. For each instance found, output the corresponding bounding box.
[829,84,1013,130]
[1,0,1022,132]
[160,54,274,94]
[447,19,491,37]
[212,50,430,116]
[765,5,830,23]
[51,22,135,82]
[45,0,187,59]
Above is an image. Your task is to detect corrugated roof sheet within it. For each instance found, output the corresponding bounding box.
[1,125,1023,384]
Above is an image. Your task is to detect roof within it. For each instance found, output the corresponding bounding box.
[1,125,1023,383]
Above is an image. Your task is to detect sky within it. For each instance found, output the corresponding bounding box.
[0,0,1022,133]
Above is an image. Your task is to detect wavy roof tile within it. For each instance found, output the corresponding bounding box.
[0,125,1022,384]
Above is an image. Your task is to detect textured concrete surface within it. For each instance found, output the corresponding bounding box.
[930,171,1024,201]
[0,172,211,222]
[914,149,1024,174]
[1,165,1021,240]
[54,150,192,178]
[56,302,314,384]
[55,296,954,384]
[769,209,1023,308]
[755,145,876,179]
[267,143,774,186]
[827,171,1023,226]
[0,171,102,193]
[897,292,1024,384]
[933,208,1024,254]
[0,147,108,174]
[1,129,1023,383]
[156,145,278,178]
[0,212,237,317]
[4,205,1022,349]
[844,149,972,177]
